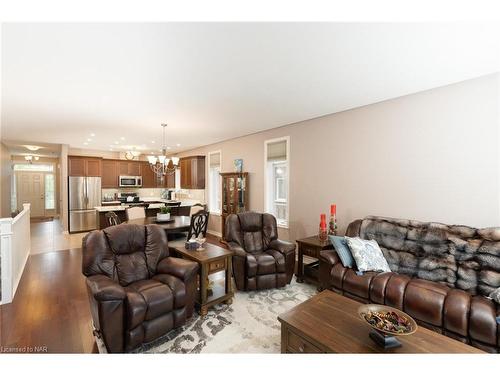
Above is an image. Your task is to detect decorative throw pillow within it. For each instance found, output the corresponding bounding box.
[346,237,391,273]
[329,235,355,268]
[489,287,500,304]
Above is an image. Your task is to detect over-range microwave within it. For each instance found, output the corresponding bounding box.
[119,175,142,187]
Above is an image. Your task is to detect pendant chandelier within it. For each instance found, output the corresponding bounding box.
[147,124,179,178]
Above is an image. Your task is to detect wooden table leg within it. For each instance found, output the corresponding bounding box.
[296,243,304,283]
[200,264,208,317]
[225,256,233,304]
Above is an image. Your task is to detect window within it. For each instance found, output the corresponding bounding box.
[208,151,222,214]
[14,163,54,172]
[44,174,55,210]
[264,137,289,227]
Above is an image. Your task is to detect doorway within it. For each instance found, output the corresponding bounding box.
[13,162,58,218]
[17,172,45,217]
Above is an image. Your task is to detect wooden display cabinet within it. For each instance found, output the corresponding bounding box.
[220,172,249,241]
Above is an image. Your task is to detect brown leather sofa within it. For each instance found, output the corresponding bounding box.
[225,212,295,291]
[319,216,500,353]
[82,224,198,353]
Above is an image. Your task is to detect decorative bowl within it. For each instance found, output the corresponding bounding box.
[358,304,417,348]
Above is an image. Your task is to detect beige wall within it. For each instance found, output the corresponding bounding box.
[178,74,500,241]
[0,142,13,217]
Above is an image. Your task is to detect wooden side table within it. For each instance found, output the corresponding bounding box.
[295,235,333,289]
[170,243,234,316]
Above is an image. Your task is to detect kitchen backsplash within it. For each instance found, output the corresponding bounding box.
[102,188,205,202]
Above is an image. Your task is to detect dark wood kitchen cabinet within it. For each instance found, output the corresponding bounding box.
[68,156,102,177]
[180,156,205,189]
[165,171,175,188]
[142,161,176,188]
[118,161,141,176]
[101,160,118,188]
[141,161,156,188]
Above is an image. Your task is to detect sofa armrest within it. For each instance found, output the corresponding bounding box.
[227,241,247,258]
[85,275,126,353]
[86,274,126,301]
[319,249,340,266]
[268,239,296,255]
[157,257,199,282]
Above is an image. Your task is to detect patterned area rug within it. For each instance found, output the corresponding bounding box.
[97,280,316,353]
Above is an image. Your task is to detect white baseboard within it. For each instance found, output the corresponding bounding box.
[207,229,222,238]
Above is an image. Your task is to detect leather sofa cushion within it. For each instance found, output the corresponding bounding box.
[469,296,498,346]
[369,272,393,304]
[116,252,149,286]
[443,289,471,336]
[404,279,450,327]
[254,253,276,275]
[143,313,174,343]
[342,270,377,299]
[243,231,264,253]
[384,274,411,310]
[152,274,187,309]
[265,249,286,273]
[246,251,288,276]
[330,263,348,290]
[126,280,174,323]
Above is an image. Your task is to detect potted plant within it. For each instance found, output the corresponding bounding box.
[157,206,171,221]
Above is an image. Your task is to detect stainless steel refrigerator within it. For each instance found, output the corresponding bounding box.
[69,176,101,233]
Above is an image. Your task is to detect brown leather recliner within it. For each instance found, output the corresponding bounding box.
[82,224,199,353]
[225,212,295,291]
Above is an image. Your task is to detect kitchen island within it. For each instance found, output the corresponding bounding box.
[94,199,200,229]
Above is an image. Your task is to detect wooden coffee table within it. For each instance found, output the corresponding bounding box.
[278,290,484,353]
[170,242,234,316]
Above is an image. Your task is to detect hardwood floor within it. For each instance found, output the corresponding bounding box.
[0,234,223,353]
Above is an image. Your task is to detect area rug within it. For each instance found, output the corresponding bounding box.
[96,280,316,353]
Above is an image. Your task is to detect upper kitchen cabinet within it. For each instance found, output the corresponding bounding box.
[180,156,205,189]
[101,160,118,188]
[141,161,156,188]
[68,156,102,177]
[165,171,175,189]
[142,161,176,188]
[118,161,141,176]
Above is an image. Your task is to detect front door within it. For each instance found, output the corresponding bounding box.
[17,172,45,217]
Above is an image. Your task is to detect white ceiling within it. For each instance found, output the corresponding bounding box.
[1,22,499,155]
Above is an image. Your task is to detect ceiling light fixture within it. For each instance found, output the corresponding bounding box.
[90,133,96,137]
[24,155,39,163]
[24,145,42,151]
[125,148,141,160]
[147,124,179,180]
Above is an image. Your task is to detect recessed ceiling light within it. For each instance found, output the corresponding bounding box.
[90,133,95,137]
[176,143,181,147]
[83,142,88,146]
[151,140,155,144]
[114,141,119,145]
[87,138,92,142]
[120,137,125,141]
[166,146,171,150]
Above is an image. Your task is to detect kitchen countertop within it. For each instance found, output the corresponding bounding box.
[95,198,202,212]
